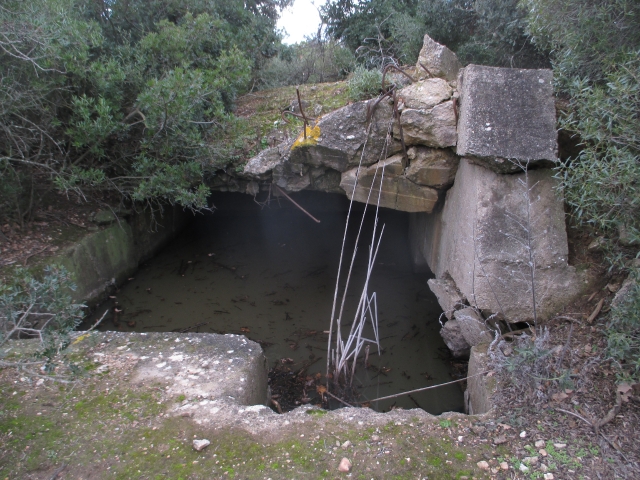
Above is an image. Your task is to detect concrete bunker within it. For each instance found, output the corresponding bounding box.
[77,34,583,417]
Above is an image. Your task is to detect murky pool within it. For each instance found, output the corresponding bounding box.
[92,191,464,414]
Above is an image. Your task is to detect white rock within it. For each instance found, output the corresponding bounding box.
[341,440,352,449]
[371,435,380,442]
[519,431,527,438]
[192,439,210,451]
[539,449,548,456]
[500,461,509,470]
[519,463,529,473]
[338,457,351,472]
[535,440,545,448]
[544,474,554,480]
[477,460,490,470]
[553,443,567,449]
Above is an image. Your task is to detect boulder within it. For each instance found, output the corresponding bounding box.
[427,274,466,320]
[243,146,287,179]
[413,34,461,82]
[454,307,494,346]
[434,158,581,323]
[395,101,457,147]
[611,269,639,311]
[405,146,459,189]
[440,319,471,358]
[289,100,402,172]
[340,154,439,213]
[456,65,558,173]
[397,78,453,111]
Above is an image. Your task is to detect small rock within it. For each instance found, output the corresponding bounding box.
[500,462,509,470]
[371,435,380,442]
[192,439,210,451]
[341,440,352,449]
[493,435,507,445]
[519,431,527,438]
[535,440,545,448]
[523,456,539,465]
[338,457,351,472]
[539,449,548,456]
[544,474,554,480]
[540,463,548,472]
[477,460,490,470]
[490,468,499,474]
[553,443,566,449]
[457,435,464,442]
[587,236,606,252]
[519,463,529,473]
[36,378,44,386]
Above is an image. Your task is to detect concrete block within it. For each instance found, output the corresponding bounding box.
[466,343,495,415]
[435,159,581,323]
[456,65,558,173]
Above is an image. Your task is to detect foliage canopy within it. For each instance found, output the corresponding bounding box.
[0,0,290,223]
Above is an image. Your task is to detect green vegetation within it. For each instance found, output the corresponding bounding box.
[0,0,291,224]
[321,0,548,68]
[606,269,640,382]
[0,266,84,362]
[525,0,640,266]
[347,66,384,101]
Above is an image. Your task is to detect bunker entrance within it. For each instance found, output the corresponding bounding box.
[94,191,465,414]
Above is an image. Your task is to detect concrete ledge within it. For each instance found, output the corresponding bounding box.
[69,331,269,407]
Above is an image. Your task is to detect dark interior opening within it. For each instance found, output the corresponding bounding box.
[90,191,465,414]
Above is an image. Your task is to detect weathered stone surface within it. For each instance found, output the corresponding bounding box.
[454,307,493,347]
[340,155,439,213]
[413,34,461,82]
[427,274,467,320]
[456,65,558,172]
[408,210,442,273]
[289,100,402,172]
[405,146,459,189]
[397,79,453,110]
[434,159,581,323]
[243,146,287,179]
[466,343,495,415]
[611,269,638,311]
[440,319,471,358]
[396,101,457,147]
[124,332,269,407]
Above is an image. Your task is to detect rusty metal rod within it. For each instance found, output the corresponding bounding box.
[274,185,321,223]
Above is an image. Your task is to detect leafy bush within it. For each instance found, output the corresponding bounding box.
[322,0,548,68]
[607,270,640,381]
[0,266,84,363]
[258,38,354,89]
[0,0,287,218]
[347,67,383,101]
[491,328,572,402]
[525,0,640,264]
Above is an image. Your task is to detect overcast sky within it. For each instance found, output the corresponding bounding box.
[277,0,324,44]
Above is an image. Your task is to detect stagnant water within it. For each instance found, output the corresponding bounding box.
[92,191,464,414]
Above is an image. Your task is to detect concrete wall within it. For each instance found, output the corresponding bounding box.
[55,206,192,306]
